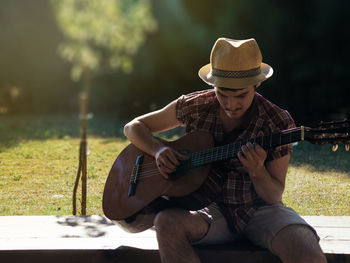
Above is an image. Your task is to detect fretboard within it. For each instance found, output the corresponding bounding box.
[178,127,302,172]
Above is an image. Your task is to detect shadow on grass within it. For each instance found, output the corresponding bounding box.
[0,114,127,150]
[0,114,185,150]
[291,142,350,176]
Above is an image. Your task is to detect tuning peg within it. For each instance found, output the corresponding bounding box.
[332,144,339,152]
[346,144,350,152]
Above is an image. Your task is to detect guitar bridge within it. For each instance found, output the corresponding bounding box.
[128,155,144,196]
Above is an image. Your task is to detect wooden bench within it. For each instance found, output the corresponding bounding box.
[0,215,349,263]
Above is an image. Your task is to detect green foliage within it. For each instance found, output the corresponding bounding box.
[50,0,157,81]
[0,0,349,121]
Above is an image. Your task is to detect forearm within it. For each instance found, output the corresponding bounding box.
[123,119,164,157]
[238,143,288,204]
[123,100,181,158]
[124,117,188,179]
[249,166,284,204]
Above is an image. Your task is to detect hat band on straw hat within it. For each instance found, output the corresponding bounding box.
[211,67,261,79]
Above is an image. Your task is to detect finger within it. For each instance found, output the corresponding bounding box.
[155,147,178,167]
[160,155,178,170]
[237,151,246,161]
[253,143,267,159]
[166,151,180,166]
[238,151,249,167]
[158,159,176,172]
[246,142,261,159]
[165,162,177,170]
[159,169,169,179]
[246,142,255,151]
[161,165,177,179]
[175,151,190,161]
[241,145,251,160]
[157,152,176,168]
[157,164,172,179]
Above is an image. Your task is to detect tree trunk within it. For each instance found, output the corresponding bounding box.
[72,70,90,215]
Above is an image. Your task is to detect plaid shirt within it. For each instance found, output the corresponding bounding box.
[175,89,295,233]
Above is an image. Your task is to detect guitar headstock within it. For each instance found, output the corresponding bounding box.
[304,119,350,151]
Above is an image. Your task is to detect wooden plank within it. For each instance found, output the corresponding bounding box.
[0,216,158,250]
[302,216,350,254]
[320,240,350,254]
[0,215,349,255]
[315,227,350,240]
[303,216,350,228]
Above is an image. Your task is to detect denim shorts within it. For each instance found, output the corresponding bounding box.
[193,202,319,253]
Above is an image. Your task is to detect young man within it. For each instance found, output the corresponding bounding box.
[123,38,326,263]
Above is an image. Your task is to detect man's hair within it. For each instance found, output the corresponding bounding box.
[216,85,258,92]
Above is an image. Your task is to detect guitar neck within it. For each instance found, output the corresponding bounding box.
[180,127,303,171]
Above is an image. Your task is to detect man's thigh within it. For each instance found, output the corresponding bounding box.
[243,203,320,253]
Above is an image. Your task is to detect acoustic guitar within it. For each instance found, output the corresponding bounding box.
[102,120,350,233]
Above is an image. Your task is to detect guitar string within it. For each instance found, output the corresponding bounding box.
[137,130,303,176]
[133,131,303,181]
[135,136,281,171]
[128,126,350,182]
[133,128,300,179]
[141,127,302,168]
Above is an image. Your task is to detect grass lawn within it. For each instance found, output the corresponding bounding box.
[0,114,349,216]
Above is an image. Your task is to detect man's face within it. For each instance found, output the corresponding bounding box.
[214,85,256,120]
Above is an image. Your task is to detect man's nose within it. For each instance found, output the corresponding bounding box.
[226,98,237,109]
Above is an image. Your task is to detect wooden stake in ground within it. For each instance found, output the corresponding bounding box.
[73,92,88,215]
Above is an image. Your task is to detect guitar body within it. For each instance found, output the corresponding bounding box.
[102,132,216,232]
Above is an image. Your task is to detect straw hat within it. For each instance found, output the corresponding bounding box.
[198,38,273,89]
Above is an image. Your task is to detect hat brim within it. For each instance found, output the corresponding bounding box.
[198,63,273,89]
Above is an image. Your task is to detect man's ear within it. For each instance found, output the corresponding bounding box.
[254,82,261,89]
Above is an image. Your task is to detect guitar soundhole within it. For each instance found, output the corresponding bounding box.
[168,150,191,180]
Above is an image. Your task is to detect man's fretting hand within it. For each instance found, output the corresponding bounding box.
[238,142,267,177]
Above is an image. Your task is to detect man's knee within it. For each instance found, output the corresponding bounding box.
[272,224,326,263]
[153,209,208,244]
[154,209,185,238]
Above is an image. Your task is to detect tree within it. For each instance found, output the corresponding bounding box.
[50,0,157,215]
